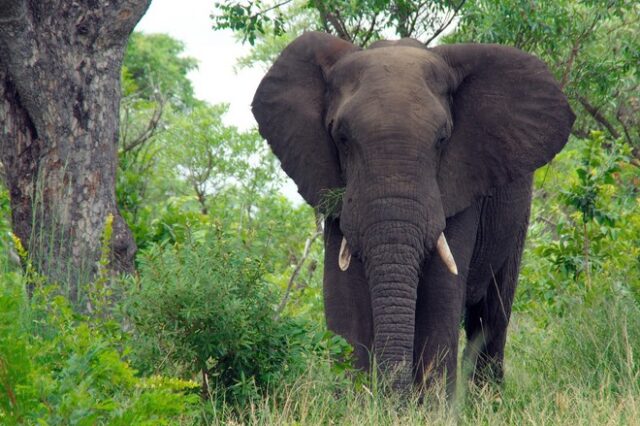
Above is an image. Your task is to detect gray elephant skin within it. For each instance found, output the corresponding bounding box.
[252,32,575,393]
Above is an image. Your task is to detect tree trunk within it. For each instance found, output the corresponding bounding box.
[0,1,150,299]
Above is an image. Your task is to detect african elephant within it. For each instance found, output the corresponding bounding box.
[252,32,575,392]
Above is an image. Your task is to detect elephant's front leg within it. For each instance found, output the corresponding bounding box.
[323,218,373,371]
[414,204,480,394]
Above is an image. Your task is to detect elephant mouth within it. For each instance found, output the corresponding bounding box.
[338,234,458,275]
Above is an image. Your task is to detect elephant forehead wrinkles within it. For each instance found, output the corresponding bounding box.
[329,46,452,95]
[327,48,453,135]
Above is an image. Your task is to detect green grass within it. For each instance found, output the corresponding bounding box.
[211,290,640,425]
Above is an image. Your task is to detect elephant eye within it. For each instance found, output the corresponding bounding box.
[329,119,349,149]
[436,125,451,149]
[436,134,447,149]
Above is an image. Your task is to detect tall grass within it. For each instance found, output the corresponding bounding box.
[211,290,639,425]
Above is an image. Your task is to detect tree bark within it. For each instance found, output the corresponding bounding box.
[0,1,150,299]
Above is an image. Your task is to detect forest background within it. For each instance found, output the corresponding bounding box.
[0,0,639,424]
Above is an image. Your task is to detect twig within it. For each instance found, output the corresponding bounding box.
[360,14,378,45]
[560,12,600,90]
[576,95,620,139]
[536,216,557,228]
[560,37,581,89]
[407,0,429,37]
[423,0,466,46]
[274,230,322,320]
[120,95,165,153]
[325,10,351,41]
[254,0,294,16]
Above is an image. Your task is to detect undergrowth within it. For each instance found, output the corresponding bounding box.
[207,288,639,425]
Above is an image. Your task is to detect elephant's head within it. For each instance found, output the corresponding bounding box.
[252,32,574,387]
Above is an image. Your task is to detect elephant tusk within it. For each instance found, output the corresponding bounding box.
[339,237,351,271]
[436,233,458,276]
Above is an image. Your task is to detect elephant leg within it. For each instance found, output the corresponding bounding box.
[323,218,373,371]
[463,226,525,385]
[414,204,480,394]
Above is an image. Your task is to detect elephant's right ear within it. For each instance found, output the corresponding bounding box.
[252,32,359,206]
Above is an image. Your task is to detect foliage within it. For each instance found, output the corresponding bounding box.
[123,32,198,107]
[0,186,14,272]
[118,52,284,251]
[159,103,281,215]
[213,0,466,51]
[232,1,318,70]
[517,131,639,316]
[118,31,200,249]
[0,272,199,424]
[125,226,350,406]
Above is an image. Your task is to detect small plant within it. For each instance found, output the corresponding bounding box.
[125,226,335,406]
[556,131,627,287]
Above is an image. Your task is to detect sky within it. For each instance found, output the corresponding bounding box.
[135,0,264,130]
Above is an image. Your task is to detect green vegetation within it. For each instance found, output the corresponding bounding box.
[126,228,326,406]
[2,1,640,423]
[0,252,200,424]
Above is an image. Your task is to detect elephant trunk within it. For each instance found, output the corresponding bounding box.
[361,215,426,390]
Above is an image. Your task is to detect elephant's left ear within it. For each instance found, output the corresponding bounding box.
[432,44,575,217]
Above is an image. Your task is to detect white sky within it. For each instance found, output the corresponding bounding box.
[136,0,264,130]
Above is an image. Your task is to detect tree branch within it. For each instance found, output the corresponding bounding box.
[423,0,466,46]
[616,115,634,146]
[101,0,152,44]
[120,96,165,154]
[407,0,429,38]
[576,95,620,139]
[360,14,379,46]
[560,37,581,89]
[325,10,351,41]
[315,1,351,42]
[256,0,295,16]
[274,230,322,320]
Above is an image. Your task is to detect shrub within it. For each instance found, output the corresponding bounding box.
[0,272,199,424]
[125,225,335,405]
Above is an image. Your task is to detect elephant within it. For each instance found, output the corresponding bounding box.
[252,31,575,393]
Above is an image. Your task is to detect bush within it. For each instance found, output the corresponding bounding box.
[517,132,640,316]
[125,226,339,405]
[0,272,199,424]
